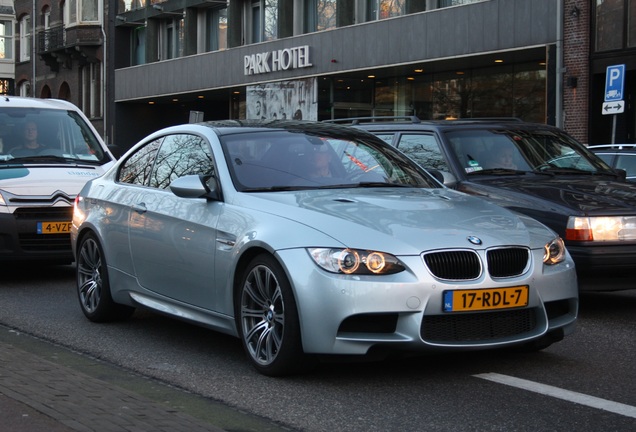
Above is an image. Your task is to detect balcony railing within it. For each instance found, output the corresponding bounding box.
[37,25,65,54]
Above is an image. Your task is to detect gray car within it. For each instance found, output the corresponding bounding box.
[588,144,636,182]
[71,120,578,376]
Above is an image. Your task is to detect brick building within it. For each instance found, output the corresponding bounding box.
[13,0,109,139]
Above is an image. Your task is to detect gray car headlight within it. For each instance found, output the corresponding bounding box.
[543,237,566,265]
[308,248,405,275]
[566,216,636,241]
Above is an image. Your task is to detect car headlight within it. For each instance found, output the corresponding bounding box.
[543,237,566,265]
[566,216,636,241]
[308,248,405,275]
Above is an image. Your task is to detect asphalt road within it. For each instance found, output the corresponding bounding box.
[1,263,635,431]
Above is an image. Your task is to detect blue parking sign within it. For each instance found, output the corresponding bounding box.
[605,65,625,102]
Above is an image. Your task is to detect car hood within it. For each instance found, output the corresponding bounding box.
[0,165,107,199]
[462,176,636,215]
[239,187,555,254]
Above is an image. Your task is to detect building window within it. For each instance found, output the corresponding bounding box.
[19,15,31,62]
[0,79,12,95]
[19,81,31,97]
[264,0,278,40]
[133,26,146,65]
[0,20,13,60]
[206,7,228,51]
[250,0,277,43]
[42,6,51,51]
[65,0,101,27]
[160,18,184,60]
[367,0,406,21]
[305,0,337,32]
[595,0,624,51]
[82,63,102,118]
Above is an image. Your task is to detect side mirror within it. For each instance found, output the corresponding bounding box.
[614,168,627,181]
[427,169,457,187]
[170,175,220,200]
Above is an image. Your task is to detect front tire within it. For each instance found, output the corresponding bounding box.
[236,254,307,376]
[76,232,135,322]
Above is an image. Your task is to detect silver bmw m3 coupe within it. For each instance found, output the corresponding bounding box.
[71,120,578,376]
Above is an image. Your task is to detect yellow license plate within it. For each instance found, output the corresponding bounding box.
[37,221,72,234]
[443,286,529,312]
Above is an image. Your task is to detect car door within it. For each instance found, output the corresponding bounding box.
[128,133,220,310]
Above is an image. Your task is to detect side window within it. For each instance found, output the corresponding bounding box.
[396,133,450,172]
[149,134,215,189]
[374,133,395,145]
[118,138,163,185]
[594,153,614,165]
[616,155,636,178]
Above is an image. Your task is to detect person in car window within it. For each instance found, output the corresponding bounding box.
[492,147,517,170]
[308,145,333,178]
[10,121,45,154]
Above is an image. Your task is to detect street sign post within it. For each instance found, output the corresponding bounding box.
[604,65,625,144]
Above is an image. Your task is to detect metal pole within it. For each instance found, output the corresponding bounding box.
[611,115,617,144]
[32,0,36,96]
[555,0,563,128]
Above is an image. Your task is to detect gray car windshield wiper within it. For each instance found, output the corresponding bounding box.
[246,182,415,192]
[348,181,413,188]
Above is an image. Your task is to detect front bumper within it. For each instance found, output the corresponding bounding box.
[567,243,636,291]
[0,207,74,263]
[277,248,578,356]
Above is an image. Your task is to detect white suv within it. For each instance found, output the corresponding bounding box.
[0,97,116,264]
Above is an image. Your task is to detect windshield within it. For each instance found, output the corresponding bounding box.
[445,128,615,175]
[222,130,439,191]
[0,107,110,164]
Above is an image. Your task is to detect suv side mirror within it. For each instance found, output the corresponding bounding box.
[614,168,627,181]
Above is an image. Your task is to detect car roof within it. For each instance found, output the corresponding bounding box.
[327,116,560,133]
[196,119,380,141]
[0,96,81,111]
[588,144,636,151]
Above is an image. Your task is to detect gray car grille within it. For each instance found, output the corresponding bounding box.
[423,248,529,280]
[421,308,537,343]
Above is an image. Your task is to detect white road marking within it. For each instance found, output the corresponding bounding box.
[474,373,636,419]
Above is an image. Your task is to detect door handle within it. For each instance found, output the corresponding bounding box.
[132,203,147,214]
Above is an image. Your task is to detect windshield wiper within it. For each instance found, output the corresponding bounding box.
[536,167,599,175]
[244,182,414,192]
[348,182,413,188]
[6,155,77,164]
[468,168,528,176]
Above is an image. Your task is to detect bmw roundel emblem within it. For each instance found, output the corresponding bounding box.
[467,236,482,245]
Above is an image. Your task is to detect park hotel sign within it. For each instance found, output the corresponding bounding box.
[244,45,312,76]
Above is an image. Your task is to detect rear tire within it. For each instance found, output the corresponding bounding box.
[76,232,135,322]
[236,254,309,376]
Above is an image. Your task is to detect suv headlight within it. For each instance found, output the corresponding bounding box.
[543,237,566,265]
[566,216,636,241]
[308,248,405,275]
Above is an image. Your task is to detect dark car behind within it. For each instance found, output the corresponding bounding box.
[336,117,636,292]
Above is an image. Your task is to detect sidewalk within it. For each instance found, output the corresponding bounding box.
[0,328,288,432]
